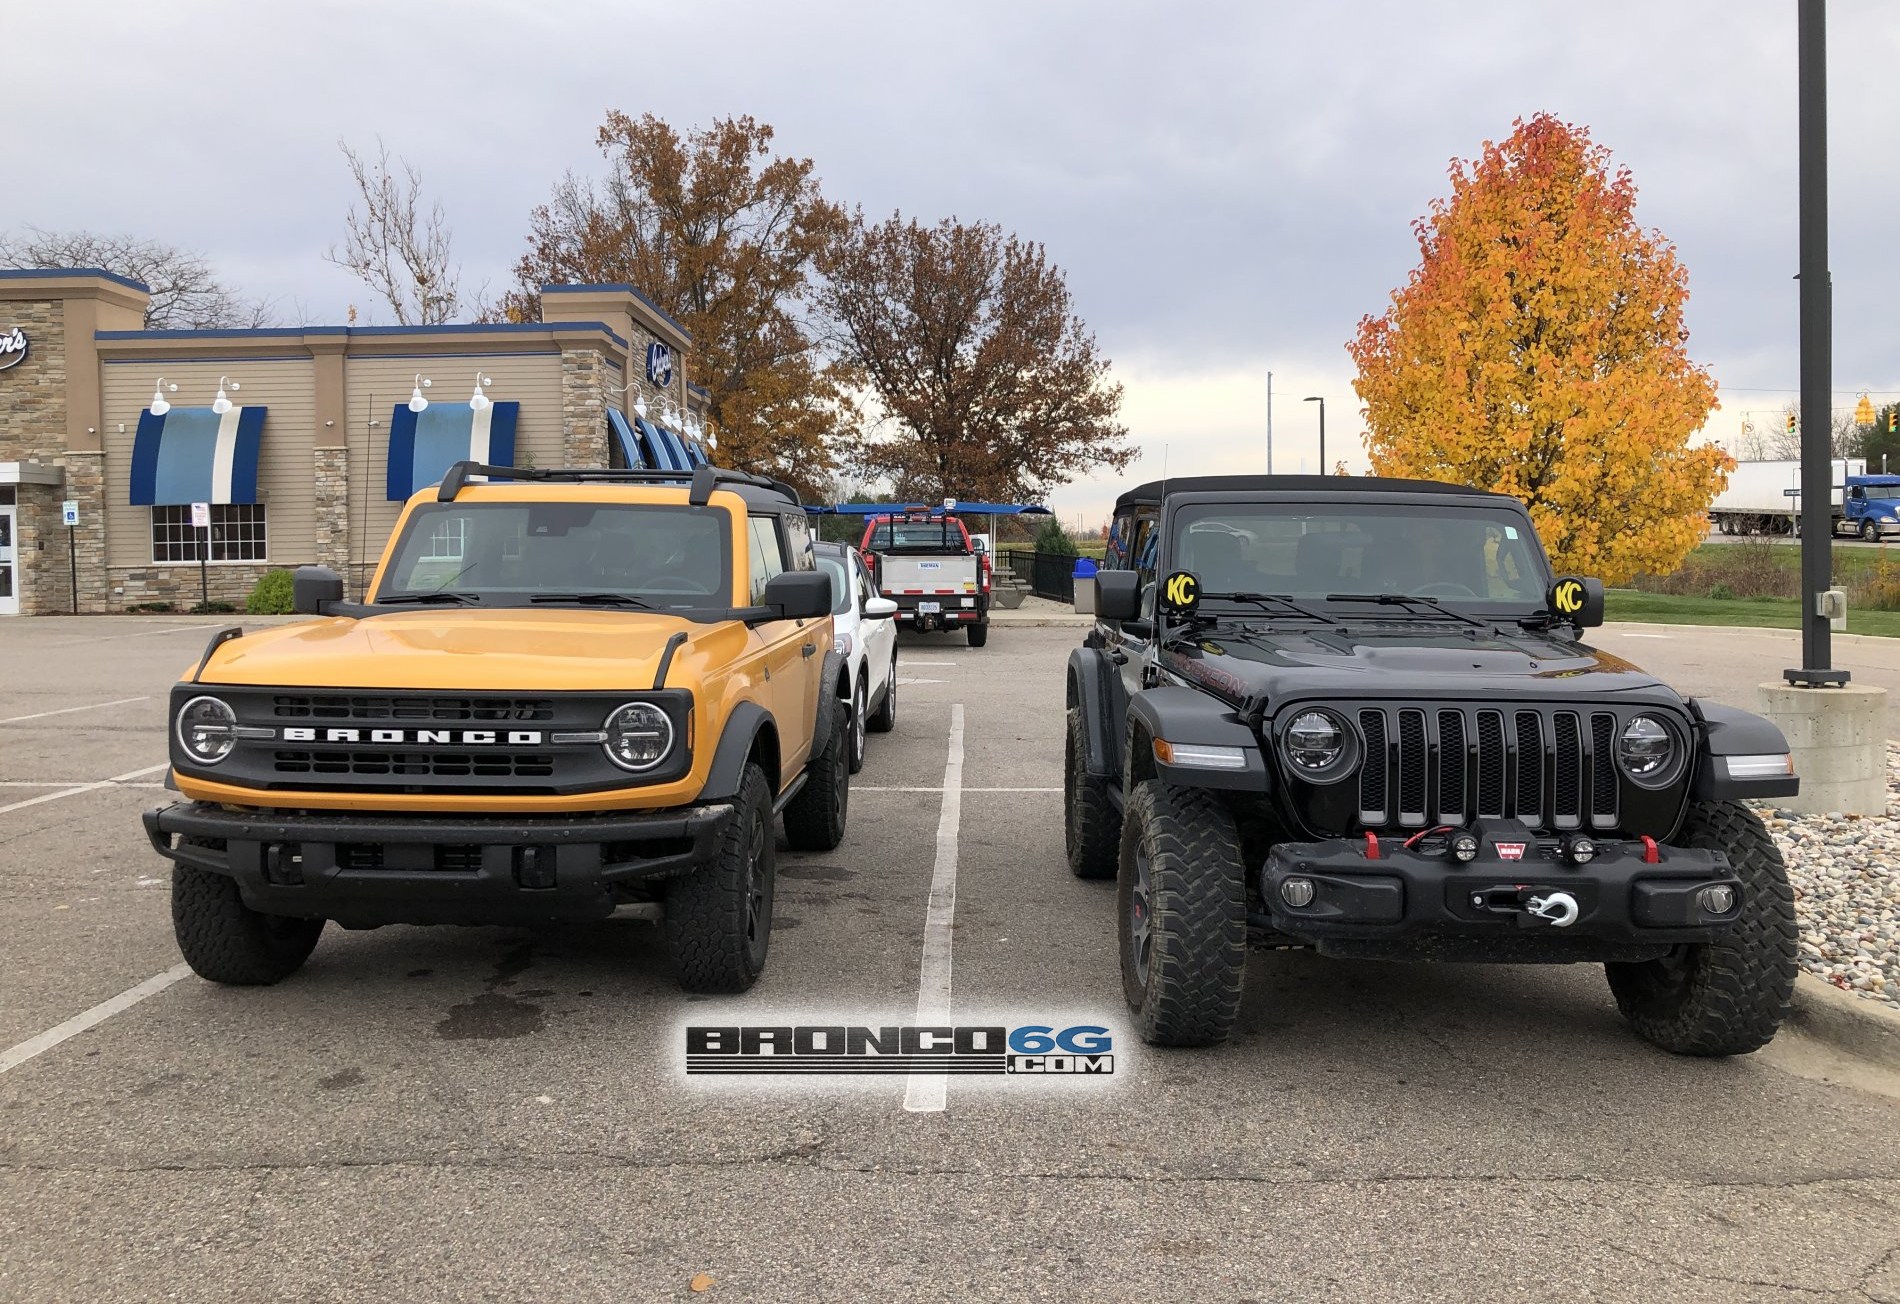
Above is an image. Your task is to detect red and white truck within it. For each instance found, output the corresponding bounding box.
[858,512,992,647]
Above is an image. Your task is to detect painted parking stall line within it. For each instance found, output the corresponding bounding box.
[904,703,965,1114]
[0,695,150,725]
[0,762,170,816]
[0,964,193,1075]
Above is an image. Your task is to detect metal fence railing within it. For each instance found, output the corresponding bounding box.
[997,548,1075,604]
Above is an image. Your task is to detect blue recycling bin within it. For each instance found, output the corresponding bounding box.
[1072,556,1099,613]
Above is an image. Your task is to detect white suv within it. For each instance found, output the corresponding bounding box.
[816,541,900,772]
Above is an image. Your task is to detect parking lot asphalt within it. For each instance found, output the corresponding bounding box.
[3,616,1900,1303]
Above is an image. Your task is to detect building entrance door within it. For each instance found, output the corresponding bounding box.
[0,498,18,615]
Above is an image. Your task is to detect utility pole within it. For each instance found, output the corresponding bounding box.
[1266,371,1274,474]
[1787,0,1847,686]
[1304,395,1326,472]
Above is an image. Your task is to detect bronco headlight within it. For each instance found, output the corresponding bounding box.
[1617,715,1680,787]
[176,695,238,766]
[603,702,675,772]
[1282,709,1356,782]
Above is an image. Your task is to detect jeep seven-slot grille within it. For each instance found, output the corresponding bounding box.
[271,695,555,722]
[1353,705,1621,832]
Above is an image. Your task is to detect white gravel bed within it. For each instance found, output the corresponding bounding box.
[1760,742,1900,1011]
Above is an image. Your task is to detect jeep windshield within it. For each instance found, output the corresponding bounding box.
[1171,502,1547,618]
[376,501,732,608]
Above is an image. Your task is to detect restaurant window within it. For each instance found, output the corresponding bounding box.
[151,504,268,563]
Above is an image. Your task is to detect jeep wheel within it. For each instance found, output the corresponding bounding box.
[172,861,324,985]
[1118,781,1246,1047]
[1065,706,1120,879]
[867,653,897,734]
[967,621,989,648]
[666,762,776,993]
[847,677,868,775]
[784,698,850,851]
[1604,800,1797,1056]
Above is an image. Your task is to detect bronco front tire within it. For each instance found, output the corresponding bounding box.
[666,762,776,993]
[784,698,850,851]
[1118,781,1246,1047]
[1065,706,1120,879]
[172,860,324,985]
[1604,800,1798,1056]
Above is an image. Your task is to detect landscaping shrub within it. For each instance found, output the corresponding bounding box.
[246,568,297,615]
[1033,516,1079,558]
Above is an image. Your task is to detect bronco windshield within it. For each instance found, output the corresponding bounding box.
[1170,502,1548,610]
[376,501,733,607]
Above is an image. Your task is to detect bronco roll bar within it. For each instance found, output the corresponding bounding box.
[435,461,798,507]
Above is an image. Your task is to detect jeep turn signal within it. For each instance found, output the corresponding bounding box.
[1152,739,1248,770]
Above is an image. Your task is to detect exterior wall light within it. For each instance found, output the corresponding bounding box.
[149,378,177,416]
[409,374,431,414]
[211,377,239,416]
[468,373,492,412]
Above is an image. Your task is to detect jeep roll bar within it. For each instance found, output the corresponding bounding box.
[435,461,799,508]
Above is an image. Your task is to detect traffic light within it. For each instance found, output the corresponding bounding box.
[1786,410,1798,435]
[1889,407,1897,434]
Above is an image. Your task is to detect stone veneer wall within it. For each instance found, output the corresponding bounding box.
[561,348,610,467]
[314,447,351,589]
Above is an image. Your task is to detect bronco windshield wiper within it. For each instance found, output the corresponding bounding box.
[377,591,481,605]
[528,592,655,608]
[1324,592,1489,628]
[1198,591,1338,624]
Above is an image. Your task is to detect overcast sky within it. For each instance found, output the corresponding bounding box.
[9,1,1899,524]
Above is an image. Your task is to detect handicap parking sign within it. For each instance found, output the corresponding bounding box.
[62,500,79,527]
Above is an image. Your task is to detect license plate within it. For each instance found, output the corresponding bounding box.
[917,601,941,614]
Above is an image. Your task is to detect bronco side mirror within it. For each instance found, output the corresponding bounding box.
[1547,576,1605,628]
[294,565,346,616]
[1096,570,1140,621]
[764,570,831,621]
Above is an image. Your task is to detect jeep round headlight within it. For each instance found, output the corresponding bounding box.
[604,702,674,772]
[1617,715,1678,786]
[176,695,238,766]
[1283,709,1354,781]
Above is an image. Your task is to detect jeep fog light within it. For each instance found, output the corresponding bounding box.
[1564,835,1598,866]
[603,702,674,772]
[1448,831,1480,863]
[1280,877,1317,908]
[176,695,238,765]
[1698,884,1736,915]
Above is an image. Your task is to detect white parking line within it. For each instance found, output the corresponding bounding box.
[37,625,209,648]
[0,763,170,816]
[860,786,1057,793]
[0,781,166,788]
[0,696,150,725]
[904,703,965,1115]
[0,964,193,1076]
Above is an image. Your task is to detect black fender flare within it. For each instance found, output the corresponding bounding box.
[1125,686,1269,793]
[702,701,778,801]
[810,649,845,759]
[1686,698,1799,800]
[1066,647,1119,779]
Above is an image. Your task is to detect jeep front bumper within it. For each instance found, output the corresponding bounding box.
[1257,822,1740,962]
[144,800,733,928]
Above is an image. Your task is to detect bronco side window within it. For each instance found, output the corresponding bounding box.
[782,510,816,571]
[748,516,786,604]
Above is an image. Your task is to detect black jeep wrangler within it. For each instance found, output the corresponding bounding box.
[1065,475,1800,1054]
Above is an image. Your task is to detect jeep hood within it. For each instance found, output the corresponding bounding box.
[193,610,748,692]
[1171,622,1686,712]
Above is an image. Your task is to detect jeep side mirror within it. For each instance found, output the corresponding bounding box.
[294,565,346,615]
[763,570,831,621]
[1096,570,1140,621]
[1547,576,1605,628]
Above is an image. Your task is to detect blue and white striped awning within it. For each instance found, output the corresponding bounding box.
[129,406,266,505]
[387,401,519,500]
[636,417,693,472]
[607,409,652,470]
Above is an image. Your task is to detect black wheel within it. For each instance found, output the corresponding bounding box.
[784,697,850,851]
[1861,518,1879,542]
[1117,781,1246,1047]
[847,676,868,774]
[1065,706,1120,879]
[867,651,897,733]
[1604,800,1797,1056]
[171,861,323,985]
[966,621,989,648]
[666,762,776,993]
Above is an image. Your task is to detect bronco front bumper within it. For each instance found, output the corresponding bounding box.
[144,800,734,928]
[1257,819,1741,962]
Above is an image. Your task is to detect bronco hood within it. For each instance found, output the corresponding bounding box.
[193,609,748,692]
[1167,621,1685,713]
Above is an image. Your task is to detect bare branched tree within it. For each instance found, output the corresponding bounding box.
[325,139,465,325]
[0,225,275,327]
[1736,403,1862,461]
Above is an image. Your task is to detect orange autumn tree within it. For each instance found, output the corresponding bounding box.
[1348,114,1729,585]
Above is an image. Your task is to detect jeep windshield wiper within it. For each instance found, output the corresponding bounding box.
[1324,592,1488,627]
[378,591,481,605]
[527,592,654,608]
[1199,591,1338,624]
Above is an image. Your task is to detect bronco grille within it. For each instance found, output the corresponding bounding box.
[272,750,556,780]
[1351,705,1622,833]
[271,694,555,722]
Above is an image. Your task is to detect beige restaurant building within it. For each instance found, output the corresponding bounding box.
[0,269,711,616]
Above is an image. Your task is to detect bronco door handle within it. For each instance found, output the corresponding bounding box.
[801,643,816,658]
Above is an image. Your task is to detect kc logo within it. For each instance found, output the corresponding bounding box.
[1161,569,1200,618]
[1553,579,1585,615]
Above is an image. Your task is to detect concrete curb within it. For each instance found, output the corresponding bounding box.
[990,615,1095,628]
[1788,972,1900,1071]
[1598,621,1896,647]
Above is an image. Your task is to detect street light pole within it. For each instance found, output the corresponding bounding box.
[1304,396,1325,472]
[1266,371,1274,474]
[1787,0,1847,687]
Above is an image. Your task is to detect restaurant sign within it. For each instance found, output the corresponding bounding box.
[0,327,26,372]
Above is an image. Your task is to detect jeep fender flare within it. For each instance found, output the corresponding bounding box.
[1125,686,1269,793]
[1066,647,1119,779]
[702,702,779,801]
[1686,698,1799,801]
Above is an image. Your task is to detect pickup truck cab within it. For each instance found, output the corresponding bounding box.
[860,511,991,647]
[145,462,851,994]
